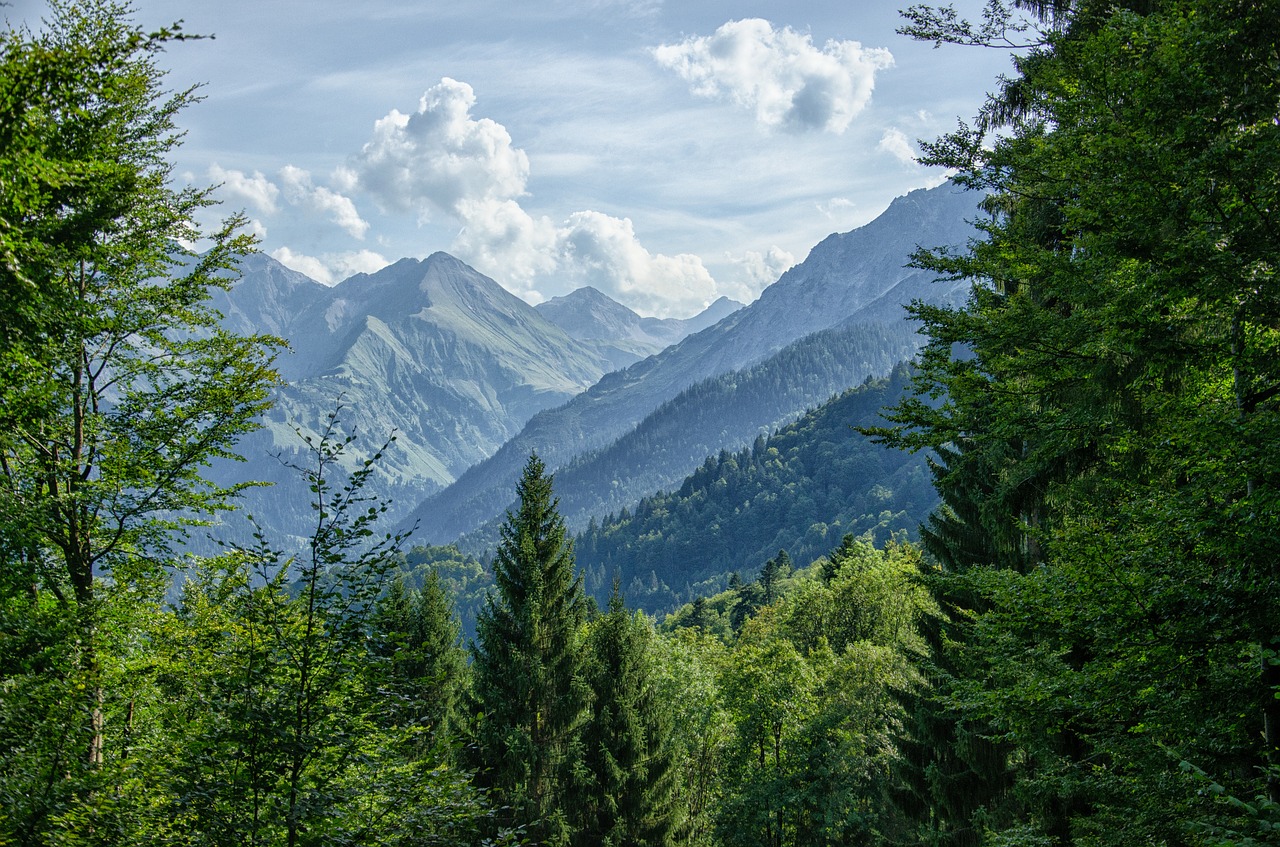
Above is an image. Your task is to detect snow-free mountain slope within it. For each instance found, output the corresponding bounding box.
[452,320,925,555]
[403,181,984,544]
[535,287,743,369]
[208,252,616,543]
[207,251,330,338]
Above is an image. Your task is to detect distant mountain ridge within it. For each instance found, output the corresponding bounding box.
[536,287,743,370]
[404,181,983,544]
[208,253,618,541]
[455,320,925,555]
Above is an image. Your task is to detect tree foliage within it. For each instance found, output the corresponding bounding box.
[0,1,279,834]
[0,5,508,844]
[573,590,682,847]
[471,453,589,842]
[877,0,1280,842]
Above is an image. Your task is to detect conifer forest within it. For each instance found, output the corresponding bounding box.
[1,1,1278,845]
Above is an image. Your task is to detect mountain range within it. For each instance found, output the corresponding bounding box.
[403,181,981,544]
[207,180,982,551]
[206,252,735,541]
[535,286,742,370]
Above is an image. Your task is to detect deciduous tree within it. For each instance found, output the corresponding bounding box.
[0,1,278,835]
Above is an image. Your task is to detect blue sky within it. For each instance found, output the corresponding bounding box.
[10,0,1018,317]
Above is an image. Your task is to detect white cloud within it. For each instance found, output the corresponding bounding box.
[451,198,559,292]
[818,197,857,219]
[653,19,893,134]
[352,77,530,220]
[269,246,392,285]
[279,165,370,239]
[556,211,719,317]
[727,246,795,300]
[330,165,360,194]
[347,79,727,317]
[329,249,392,279]
[271,246,335,284]
[210,164,280,214]
[878,128,918,166]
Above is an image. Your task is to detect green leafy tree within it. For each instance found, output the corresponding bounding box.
[717,609,817,847]
[0,1,278,837]
[165,415,402,845]
[159,412,508,847]
[650,628,733,846]
[471,453,588,843]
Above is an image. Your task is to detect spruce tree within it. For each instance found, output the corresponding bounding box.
[574,589,681,847]
[759,550,791,606]
[882,0,1280,841]
[471,453,587,843]
[372,571,468,754]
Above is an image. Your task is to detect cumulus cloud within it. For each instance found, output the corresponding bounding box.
[458,201,562,291]
[727,246,795,300]
[279,165,370,239]
[352,77,529,221]
[556,211,719,316]
[878,128,918,166]
[209,164,280,214]
[270,246,391,285]
[346,79,728,316]
[329,249,391,279]
[653,19,893,133]
[271,246,335,284]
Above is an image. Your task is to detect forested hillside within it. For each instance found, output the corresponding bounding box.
[570,364,936,613]
[4,2,1277,847]
[457,320,924,544]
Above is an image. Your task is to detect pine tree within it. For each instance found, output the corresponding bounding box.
[573,589,681,847]
[471,453,587,843]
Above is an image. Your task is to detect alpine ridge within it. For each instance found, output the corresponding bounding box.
[208,253,617,542]
[536,286,743,370]
[403,181,983,545]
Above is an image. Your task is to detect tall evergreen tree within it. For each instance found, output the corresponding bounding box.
[881,0,1280,842]
[573,589,681,847]
[759,550,791,607]
[372,570,468,754]
[471,453,588,843]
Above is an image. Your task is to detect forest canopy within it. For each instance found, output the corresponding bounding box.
[2,1,1278,846]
